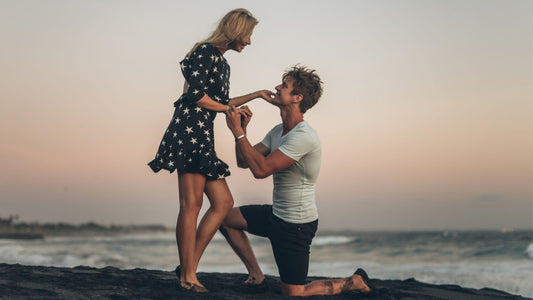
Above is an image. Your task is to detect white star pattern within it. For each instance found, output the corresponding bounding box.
[150,43,230,178]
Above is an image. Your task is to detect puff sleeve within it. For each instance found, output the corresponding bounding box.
[179,44,216,103]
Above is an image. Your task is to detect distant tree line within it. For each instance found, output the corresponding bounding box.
[0,215,169,236]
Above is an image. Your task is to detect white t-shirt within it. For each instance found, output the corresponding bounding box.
[261,121,321,223]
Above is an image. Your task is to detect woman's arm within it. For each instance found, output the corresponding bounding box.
[228,90,273,107]
[195,89,273,113]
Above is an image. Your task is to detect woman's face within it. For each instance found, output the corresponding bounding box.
[230,33,252,53]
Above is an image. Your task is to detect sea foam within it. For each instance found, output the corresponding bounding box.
[526,243,533,260]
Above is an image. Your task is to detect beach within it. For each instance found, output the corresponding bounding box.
[1,263,530,299]
[2,230,531,297]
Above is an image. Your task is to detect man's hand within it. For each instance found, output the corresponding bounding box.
[225,105,245,138]
[239,105,253,130]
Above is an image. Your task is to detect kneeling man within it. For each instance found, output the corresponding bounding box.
[222,66,376,296]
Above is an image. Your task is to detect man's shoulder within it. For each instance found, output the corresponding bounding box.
[282,121,321,152]
[293,121,320,142]
[268,123,283,134]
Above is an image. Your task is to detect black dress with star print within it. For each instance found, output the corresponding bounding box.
[148,43,231,180]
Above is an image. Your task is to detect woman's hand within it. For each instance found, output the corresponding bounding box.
[257,90,274,103]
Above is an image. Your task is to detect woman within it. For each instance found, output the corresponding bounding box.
[148,9,272,292]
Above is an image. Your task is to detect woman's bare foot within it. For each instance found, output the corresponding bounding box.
[243,274,265,285]
[180,280,208,293]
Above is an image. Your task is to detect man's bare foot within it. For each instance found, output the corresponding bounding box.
[353,268,376,294]
[351,274,371,293]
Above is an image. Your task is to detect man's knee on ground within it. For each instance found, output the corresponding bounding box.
[281,282,305,296]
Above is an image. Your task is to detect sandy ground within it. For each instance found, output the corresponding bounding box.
[0,263,529,299]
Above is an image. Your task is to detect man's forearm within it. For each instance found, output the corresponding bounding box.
[235,138,269,178]
[235,137,249,168]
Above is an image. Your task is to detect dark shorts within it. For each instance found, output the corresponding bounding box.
[240,204,318,285]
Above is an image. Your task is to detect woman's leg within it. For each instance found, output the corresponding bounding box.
[176,173,206,286]
[193,178,234,270]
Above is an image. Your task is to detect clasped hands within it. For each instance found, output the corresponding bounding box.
[225,105,252,138]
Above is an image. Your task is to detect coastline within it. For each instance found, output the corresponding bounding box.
[1,263,529,299]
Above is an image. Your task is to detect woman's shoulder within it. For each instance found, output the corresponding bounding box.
[194,43,220,55]
[182,43,217,62]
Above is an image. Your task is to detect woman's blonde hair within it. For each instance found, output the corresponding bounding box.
[187,8,258,57]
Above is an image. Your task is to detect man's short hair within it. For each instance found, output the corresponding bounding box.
[283,65,323,113]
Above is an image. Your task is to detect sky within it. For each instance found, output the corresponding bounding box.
[0,0,531,231]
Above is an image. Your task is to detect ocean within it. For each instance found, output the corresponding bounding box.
[1,230,531,297]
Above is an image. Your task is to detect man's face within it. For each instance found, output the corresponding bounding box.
[272,76,299,106]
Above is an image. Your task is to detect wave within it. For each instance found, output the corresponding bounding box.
[313,235,357,246]
[526,243,533,260]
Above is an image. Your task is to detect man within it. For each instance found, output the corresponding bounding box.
[222,66,376,296]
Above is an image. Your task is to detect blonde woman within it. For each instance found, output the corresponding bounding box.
[148,9,272,292]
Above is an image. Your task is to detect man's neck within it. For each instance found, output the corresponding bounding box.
[280,106,304,135]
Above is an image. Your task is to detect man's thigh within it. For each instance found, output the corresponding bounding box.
[270,217,318,285]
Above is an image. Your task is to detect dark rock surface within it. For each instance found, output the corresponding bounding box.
[0,263,529,299]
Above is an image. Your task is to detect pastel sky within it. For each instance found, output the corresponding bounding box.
[1,0,531,230]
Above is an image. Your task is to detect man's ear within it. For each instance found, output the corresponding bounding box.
[292,94,303,104]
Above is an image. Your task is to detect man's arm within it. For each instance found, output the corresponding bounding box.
[235,138,295,178]
[232,105,270,168]
[236,142,269,168]
[226,106,295,177]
